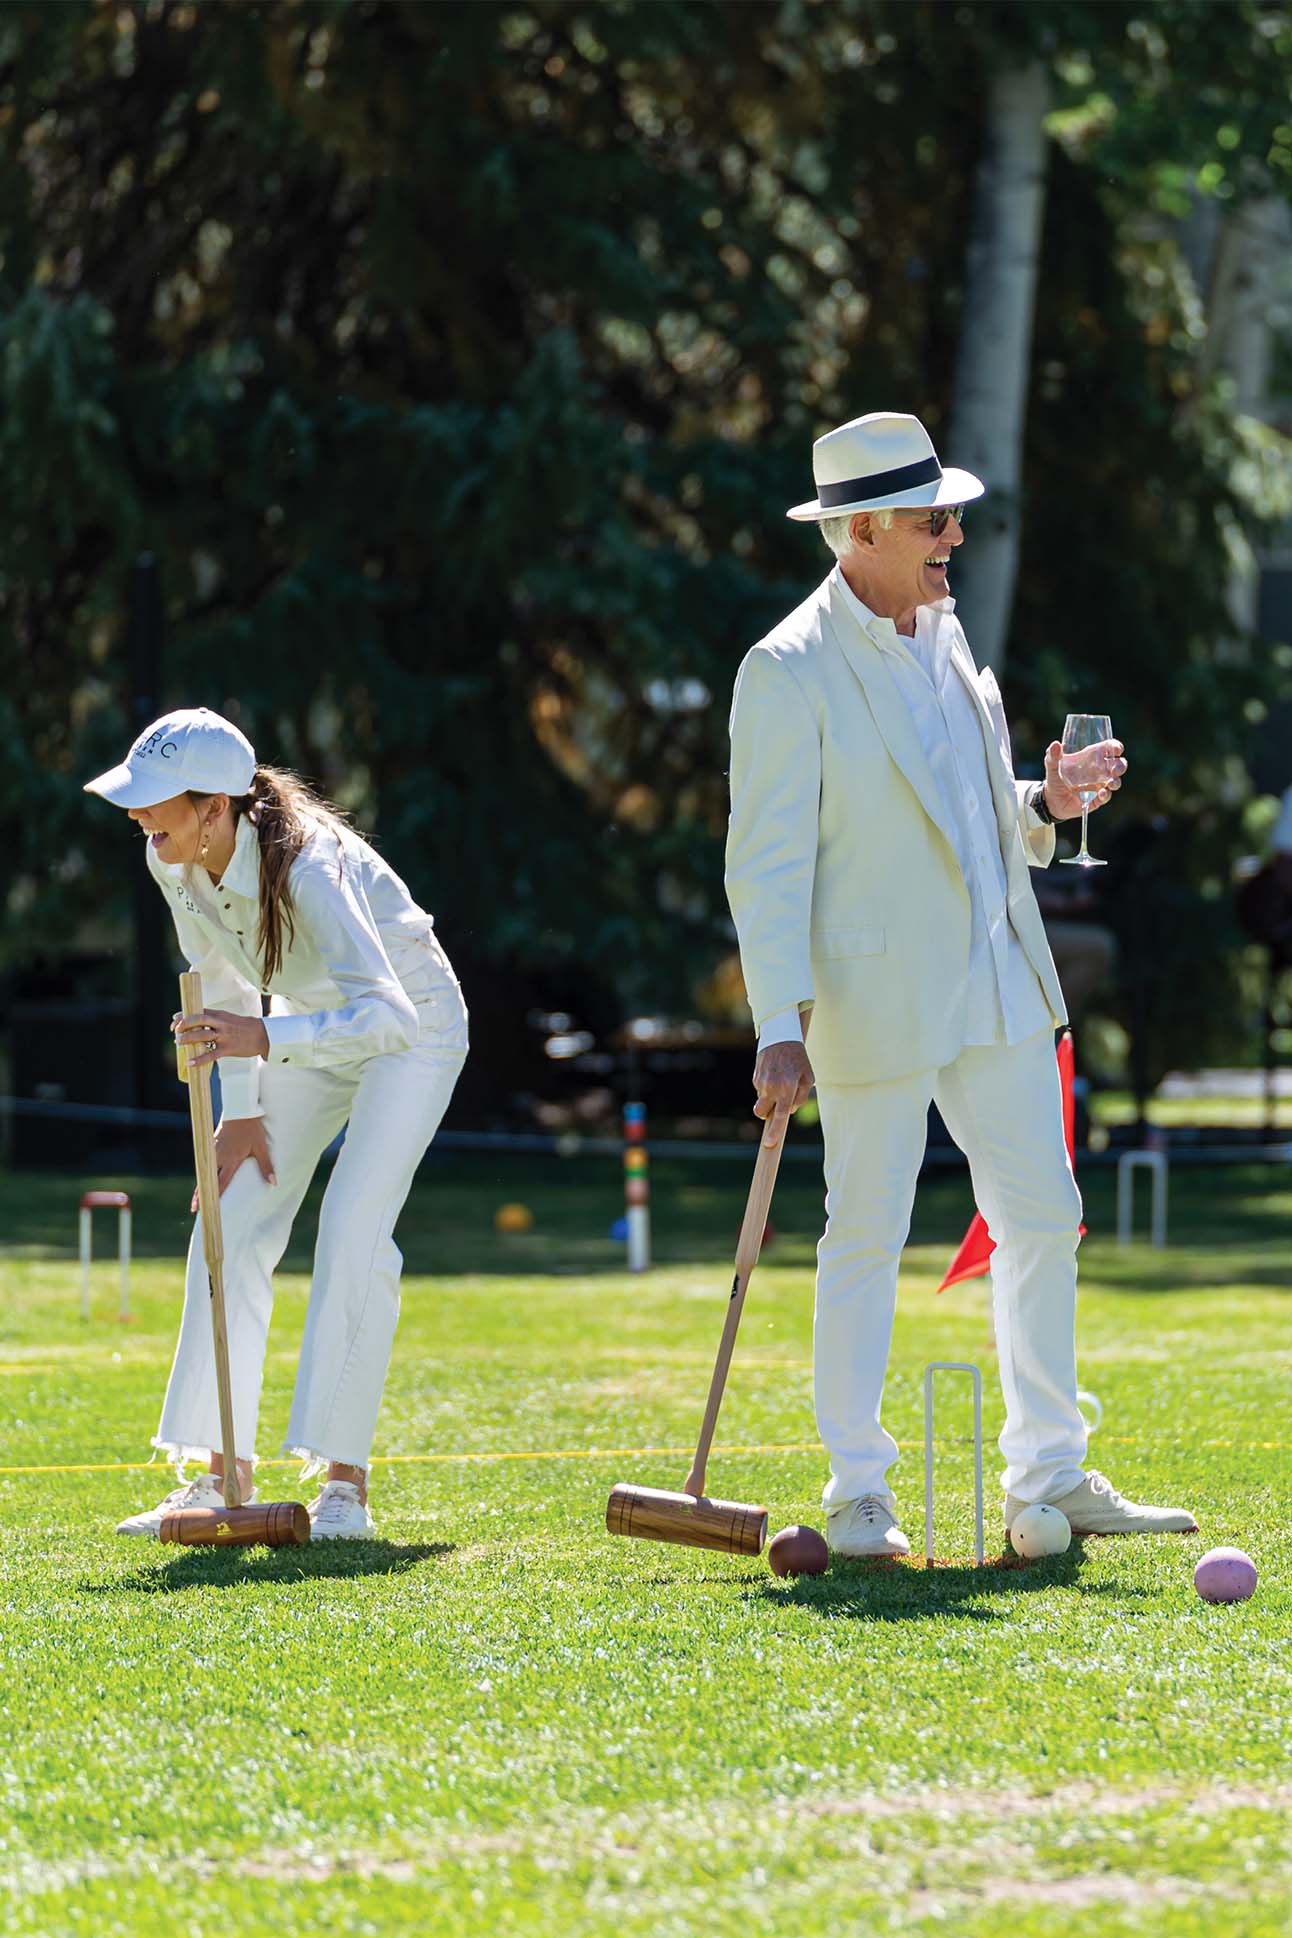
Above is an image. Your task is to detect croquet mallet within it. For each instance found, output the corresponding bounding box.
[159,971,309,1549]
[606,1125,785,1556]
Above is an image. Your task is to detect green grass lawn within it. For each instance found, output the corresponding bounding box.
[1091,1089,1292,1133]
[1,1152,1290,1937]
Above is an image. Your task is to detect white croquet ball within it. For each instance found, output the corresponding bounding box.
[1010,1503,1072,1560]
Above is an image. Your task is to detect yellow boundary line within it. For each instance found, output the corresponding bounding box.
[0,1434,1282,1477]
[0,1443,805,1476]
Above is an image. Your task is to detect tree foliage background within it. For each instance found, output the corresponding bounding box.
[4,0,1292,1092]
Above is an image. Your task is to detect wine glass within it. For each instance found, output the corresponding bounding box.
[1058,713,1115,868]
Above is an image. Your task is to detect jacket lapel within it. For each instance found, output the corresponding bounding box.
[947,629,1026,863]
[824,576,959,857]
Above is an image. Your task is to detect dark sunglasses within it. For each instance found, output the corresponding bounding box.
[920,504,965,538]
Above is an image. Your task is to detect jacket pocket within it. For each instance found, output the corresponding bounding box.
[810,925,886,960]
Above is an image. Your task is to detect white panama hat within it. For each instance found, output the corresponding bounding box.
[787,410,984,522]
[84,707,257,810]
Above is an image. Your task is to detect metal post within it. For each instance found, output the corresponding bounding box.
[923,1360,985,1567]
[79,1207,92,1321]
[118,1204,132,1321]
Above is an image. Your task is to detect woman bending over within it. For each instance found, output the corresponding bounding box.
[85,707,467,1539]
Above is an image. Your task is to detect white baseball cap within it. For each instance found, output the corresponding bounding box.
[84,708,257,809]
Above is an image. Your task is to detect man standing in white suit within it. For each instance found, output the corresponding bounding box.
[725,411,1197,1556]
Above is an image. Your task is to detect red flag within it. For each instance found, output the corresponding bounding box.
[937,1031,1084,1292]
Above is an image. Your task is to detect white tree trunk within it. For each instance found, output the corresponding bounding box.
[1203,197,1289,634]
[947,60,1050,674]
[1205,196,1288,413]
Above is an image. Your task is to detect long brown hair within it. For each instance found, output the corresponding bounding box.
[190,766,355,982]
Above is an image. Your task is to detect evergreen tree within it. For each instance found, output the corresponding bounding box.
[3,0,1290,1090]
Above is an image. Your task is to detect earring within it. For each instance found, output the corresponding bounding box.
[199,825,211,864]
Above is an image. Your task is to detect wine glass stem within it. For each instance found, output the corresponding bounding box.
[1079,802,1090,860]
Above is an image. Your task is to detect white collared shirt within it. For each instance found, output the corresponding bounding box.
[757,566,1050,1054]
[147,814,464,1118]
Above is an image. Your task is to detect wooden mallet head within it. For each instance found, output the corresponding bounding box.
[606,1483,767,1555]
[159,1501,310,1547]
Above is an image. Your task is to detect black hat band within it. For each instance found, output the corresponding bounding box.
[816,454,942,509]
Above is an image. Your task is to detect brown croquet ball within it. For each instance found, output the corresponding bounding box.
[768,1524,829,1578]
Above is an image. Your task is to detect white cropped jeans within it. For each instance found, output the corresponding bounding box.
[815,1026,1088,1511]
[155,1001,466,1472]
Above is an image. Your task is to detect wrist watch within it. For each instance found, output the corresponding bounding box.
[1028,780,1056,825]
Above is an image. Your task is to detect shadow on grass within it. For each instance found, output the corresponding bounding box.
[1092,1256,1292,1297]
[81,1539,454,1595]
[742,1539,1154,1622]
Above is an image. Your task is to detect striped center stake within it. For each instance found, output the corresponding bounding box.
[623,1101,650,1272]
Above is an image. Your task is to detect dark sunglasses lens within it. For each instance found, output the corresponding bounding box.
[930,504,965,536]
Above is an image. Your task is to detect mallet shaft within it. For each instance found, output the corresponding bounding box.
[682,1131,784,1499]
[178,971,241,1514]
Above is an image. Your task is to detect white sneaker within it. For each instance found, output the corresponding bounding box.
[307,1480,375,1541]
[1005,1469,1197,1536]
[115,1474,259,1538]
[827,1493,911,1558]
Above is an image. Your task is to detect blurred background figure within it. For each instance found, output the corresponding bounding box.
[1031,875,1117,1026]
[1238,786,1292,961]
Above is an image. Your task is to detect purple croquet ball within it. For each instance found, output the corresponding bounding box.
[1194,1547,1258,1604]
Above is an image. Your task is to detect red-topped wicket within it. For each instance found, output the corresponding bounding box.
[79,1191,132,1322]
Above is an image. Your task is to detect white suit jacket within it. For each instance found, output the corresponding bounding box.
[725,572,1067,1086]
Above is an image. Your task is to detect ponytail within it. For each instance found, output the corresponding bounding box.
[191,765,357,983]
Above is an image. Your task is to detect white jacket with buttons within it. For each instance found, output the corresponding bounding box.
[725,570,1066,1087]
[148,814,467,1118]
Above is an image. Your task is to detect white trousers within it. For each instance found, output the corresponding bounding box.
[815,1026,1087,1510]
[156,1023,465,1471]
